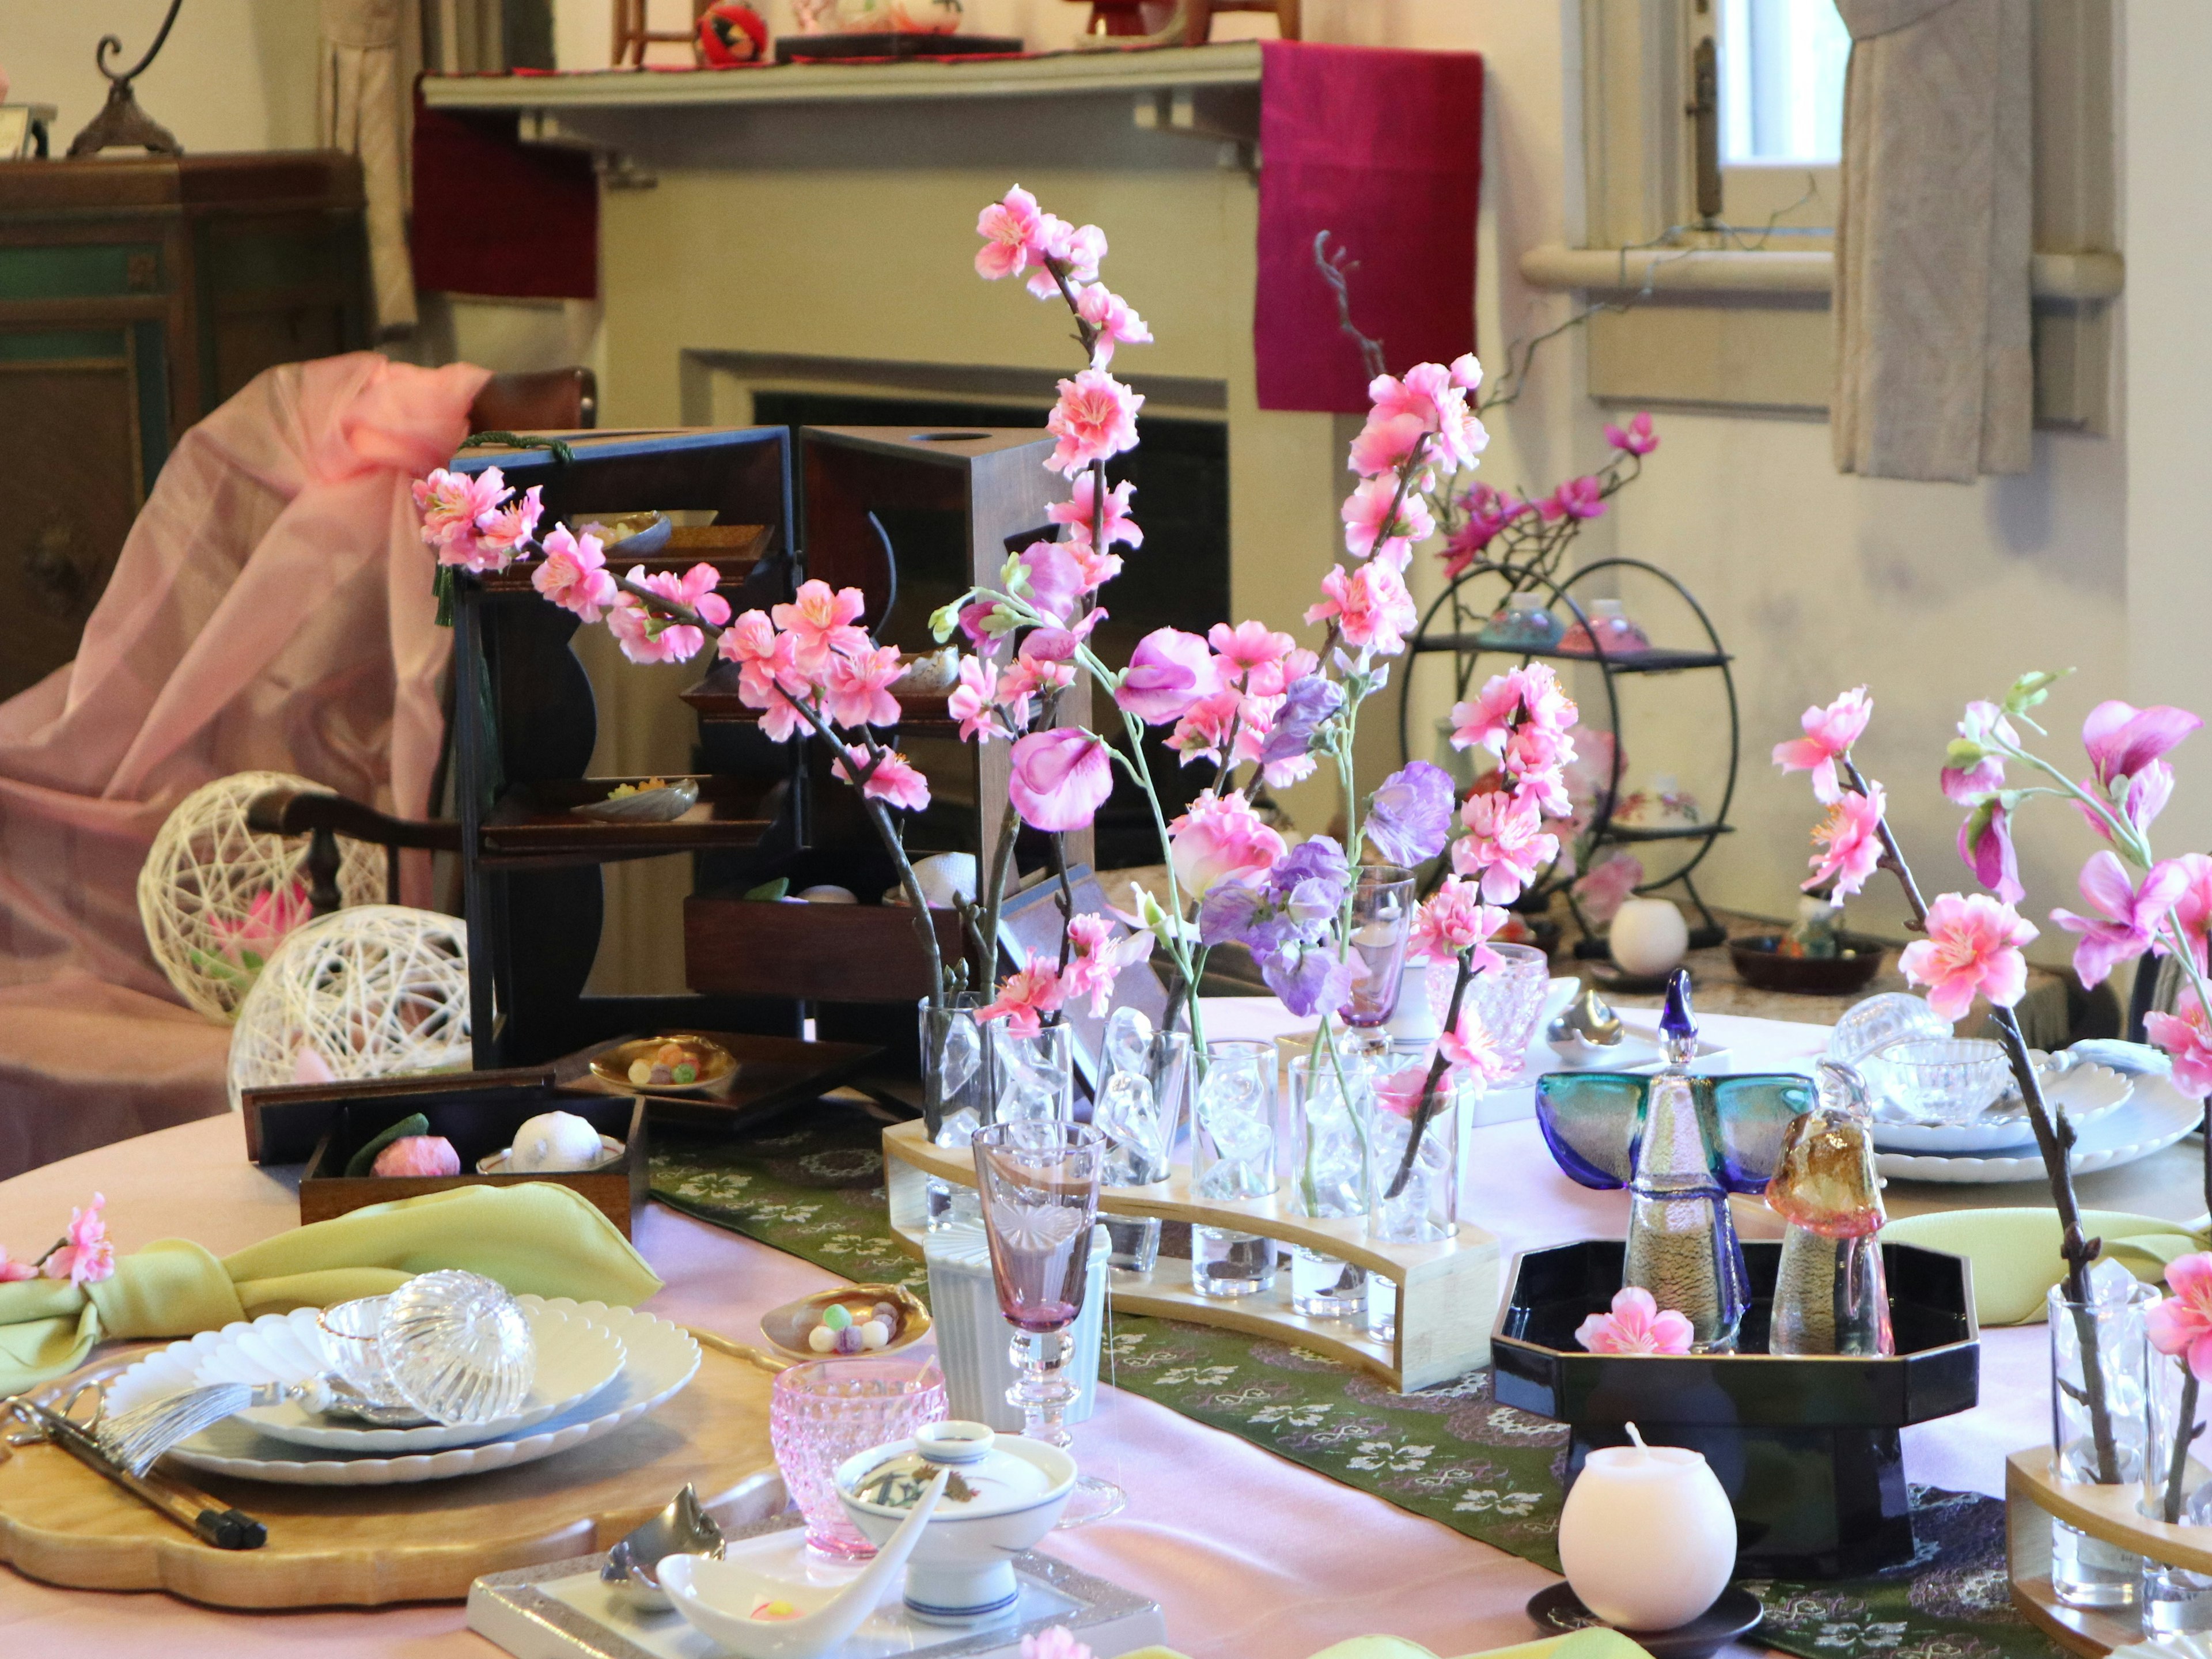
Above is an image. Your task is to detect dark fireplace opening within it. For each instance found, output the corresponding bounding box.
[750,391,1230,872]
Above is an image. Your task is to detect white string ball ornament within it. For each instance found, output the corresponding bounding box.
[226,906,473,1112]
[138,771,384,1020]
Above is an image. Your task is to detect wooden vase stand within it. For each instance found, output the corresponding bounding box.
[2008,1445,2210,1656]
[880,1119,1499,1391]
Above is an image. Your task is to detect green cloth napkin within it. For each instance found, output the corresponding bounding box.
[1884,1206,2211,1325]
[1118,1627,1646,1659]
[0,1184,662,1395]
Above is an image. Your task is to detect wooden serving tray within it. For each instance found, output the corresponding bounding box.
[0,1338,779,1608]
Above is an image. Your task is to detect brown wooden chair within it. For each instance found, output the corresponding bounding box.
[1181,0,1298,44]
[245,787,461,916]
[612,0,710,66]
[468,368,598,437]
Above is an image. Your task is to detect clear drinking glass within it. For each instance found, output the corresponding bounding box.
[1429,941,1550,1069]
[1343,865,1415,1028]
[986,1022,1075,1126]
[1190,1038,1280,1298]
[1094,1010,1190,1277]
[921,994,990,1230]
[1287,1051,1370,1320]
[1365,1046,1463,1248]
[1874,1037,2011,1126]
[973,1119,1123,1526]
[2143,1347,2212,1633]
[769,1354,948,1558]
[2050,1277,2154,1609]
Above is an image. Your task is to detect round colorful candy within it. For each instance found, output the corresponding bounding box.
[858,1319,890,1350]
[821,1302,852,1332]
[807,1325,836,1353]
[834,1325,865,1354]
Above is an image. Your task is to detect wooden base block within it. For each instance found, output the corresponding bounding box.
[2005,1445,2212,1657]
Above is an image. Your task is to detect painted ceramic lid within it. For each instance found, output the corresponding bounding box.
[839,1422,1056,1518]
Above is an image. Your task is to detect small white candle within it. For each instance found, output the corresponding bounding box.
[1556,1423,1737,1631]
[1608,898,1689,979]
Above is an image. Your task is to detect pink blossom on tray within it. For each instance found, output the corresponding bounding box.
[372,1135,462,1178]
[1020,1626,1093,1659]
[1899,892,2037,1021]
[1575,1287,1694,1355]
[1804,784,1886,905]
[1007,728,1114,832]
[2148,1252,2212,1378]
[2050,850,2190,988]
[1046,369,1143,477]
[978,952,1066,1037]
[41,1194,113,1288]
[1772,685,1873,804]
[532,524,618,622]
[0,1251,36,1283]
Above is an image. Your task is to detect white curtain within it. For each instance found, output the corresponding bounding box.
[320,0,418,336]
[1831,0,2031,482]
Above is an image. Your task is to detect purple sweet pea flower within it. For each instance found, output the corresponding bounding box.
[1363,762,1455,867]
[1262,945,1363,1019]
[1257,675,1344,769]
[1198,878,1304,959]
[1268,836,1347,906]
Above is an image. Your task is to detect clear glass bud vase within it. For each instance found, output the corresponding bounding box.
[2049,1278,2154,1610]
[919,994,988,1230]
[2143,1346,2212,1633]
[1286,1052,1371,1320]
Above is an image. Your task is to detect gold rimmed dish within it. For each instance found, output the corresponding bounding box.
[758,1284,931,1362]
[590,1035,738,1096]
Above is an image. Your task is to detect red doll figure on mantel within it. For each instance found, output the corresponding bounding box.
[698,1,770,65]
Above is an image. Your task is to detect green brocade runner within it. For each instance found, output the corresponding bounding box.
[650,1108,2058,1659]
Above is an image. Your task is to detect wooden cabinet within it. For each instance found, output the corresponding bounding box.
[0,152,369,700]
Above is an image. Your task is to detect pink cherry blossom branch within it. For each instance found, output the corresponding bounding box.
[1385,944,1476,1199]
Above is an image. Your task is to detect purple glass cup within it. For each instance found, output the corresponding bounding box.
[768,1353,947,1558]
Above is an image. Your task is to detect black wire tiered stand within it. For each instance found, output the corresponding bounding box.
[1397,556,1740,952]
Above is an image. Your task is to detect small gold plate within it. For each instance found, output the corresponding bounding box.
[589,1035,739,1095]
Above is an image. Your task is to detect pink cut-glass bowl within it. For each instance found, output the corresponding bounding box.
[769,1354,948,1558]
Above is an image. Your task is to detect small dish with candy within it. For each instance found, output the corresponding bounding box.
[590,1033,738,1095]
[758,1283,933,1362]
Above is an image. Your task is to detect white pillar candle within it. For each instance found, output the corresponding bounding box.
[1556,1423,1737,1631]
[1608,897,1689,979]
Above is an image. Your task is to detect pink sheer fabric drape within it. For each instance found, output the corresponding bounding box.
[0,351,489,1177]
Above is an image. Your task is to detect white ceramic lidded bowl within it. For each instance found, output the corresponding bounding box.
[835,1420,1075,1623]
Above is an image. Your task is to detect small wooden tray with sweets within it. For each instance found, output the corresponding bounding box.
[880,1119,1500,1392]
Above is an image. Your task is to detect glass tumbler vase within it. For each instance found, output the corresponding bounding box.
[986,1022,1075,1126]
[1286,1051,1371,1320]
[920,994,990,1231]
[2143,1347,2212,1634]
[769,1354,948,1558]
[1343,865,1415,1028]
[1190,1039,1279,1298]
[1095,1016,1190,1277]
[2049,1279,2154,1610]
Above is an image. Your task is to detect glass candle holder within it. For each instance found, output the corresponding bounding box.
[2143,1347,2212,1634]
[2049,1278,2154,1609]
[1343,865,1415,1028]
[769,1354,948,1558]
[1287,1051,1372,1321]
[1190,1039,1280,1298]
[1095,1012,1190,1277]
[986,1022,1074,1126]
[920,994,990,1231]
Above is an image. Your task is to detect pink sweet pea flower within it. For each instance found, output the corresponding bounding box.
[1575,1286,1694,1356]
[40,1194,113,1288]
[532,524,618,622]
[1008,728,1115,832]
[1804,785,1886,906]
[1603,412,1660,456]
[412,466,510,550]
[1115,628,1219,724]
[1207,620,1297,696]
[1942,701,2013,804]
[1046,369,1143,478]
[2084,700,2203,792]
[2149,999,2212,1100]
[823,642,908,729]
[1169,790,1286,897]
[2050,850,2191,988]
[2165,853,2212,973]
[2148,1252,2212,1379]
[832,745,931,812]
[949,653,1007,744]
[975,184,1043,281]
[773,579,871,676]
[1451,789,1559,904]
[1074,283,1153,366]
[1408,876,1508,966]
[1016,540,1088,626]
[1957,798,2025,906]
[978,952,1066,1037]
[1340,473,1435,566]
[1538,476,1605,522]
[1772,686,1873,804]
[1305,561,1416,656]
[1899,892,2038,1021]
[1063,912,1154,1018]
[1047,475,1141,552]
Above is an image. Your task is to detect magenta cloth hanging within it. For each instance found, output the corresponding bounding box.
[1254,41,1484,413]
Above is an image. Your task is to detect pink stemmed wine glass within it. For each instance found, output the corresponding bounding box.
[972,1119,1122,1526]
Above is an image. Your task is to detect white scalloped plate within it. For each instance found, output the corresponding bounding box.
[186,1299,626,1453]
[1876,1071,2199,1185]
[103,1300,697,1486]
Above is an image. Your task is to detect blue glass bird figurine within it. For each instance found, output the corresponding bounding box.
[1534,970,1815,1351]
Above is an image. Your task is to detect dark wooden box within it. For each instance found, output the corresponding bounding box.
[301,1090,647,1237]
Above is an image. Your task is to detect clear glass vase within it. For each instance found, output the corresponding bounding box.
[1286,1051,1371,1320]
[919,994,989,1231]
[2142,1347,2212,1633]
[1190,1039,1279,1297]
[1095,1012,1190,1277]
[2050,1278,2155,1610]
[1365,1059,1461,1247]
[985,1022,1074,1126]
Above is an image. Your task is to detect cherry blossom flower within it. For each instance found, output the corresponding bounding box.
[1165,688,1263,771]
[40,1194,113,1288]
[1373,1064,1434,1120]
[1019,1625,1093,1659]
[823,642,908,729]
[1358,362,1487,473]
[412,466,509,550]
[1074,283,1153,366]
[1452,789,1559,904]
[1899,892,2038,1021]
[1063,913,1154,1018]
[1440,1005,1512,1086]
[978,952,1066,1037]
[1365,762,1456,868]
[0,1251,35,1283]
[2051,851,2191,988]
[1408,876,1506,966]
[1007,728,1115,831]
[1305,561,1416,656]
[1340,473,1435,565]
[1114,628,1219,724]
[1348,410,1433,479]
[1441,485,1528,579]
[2083,700,2202,793]
[472,484,543,568]
[1048,475,1142,551]
[609,563,730,665]
[1537,476,1605,522]
[1449,663,1576,756]
[1046,369,1143,477]
[1603,412,1660,455]
[998,642,1077,712]
[1169,790,1285,897]
[831,746,931,812]
[1572,853,1645,925]
[1025,215,1106,299]
[949,654,1008,744]
[1772,686,1873,804]
[975,185,1043,281]
[774,580,871,676]
[2149,999,2212,1100]
[1575,1287,1694,1356]
[1207,620,1298,696]
[532,524,618,621]
[1804,785,1886,905]
[2149,1253,2212,1379]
